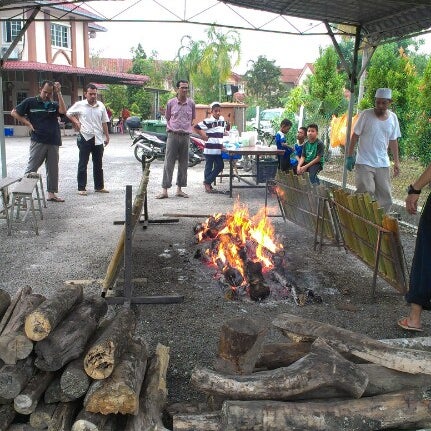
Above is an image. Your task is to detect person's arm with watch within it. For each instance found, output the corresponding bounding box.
[405,163,431,215]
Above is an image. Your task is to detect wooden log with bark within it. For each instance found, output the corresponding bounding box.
[125,343,170,431]
[24,285,83,341]
[220,387,431,430]
[47,401,79,431]
[0,287,30,335]
[255,341,312,370]
[273,313,431,374]
[173,412,221,431]
[0,289,11,322]
[5,424,37,431]
[84,337,148,415]
[29,400,57,429]
[84,307,136,380]
[71,410,120,431]
[60,357,91,400]
[0,292,44,364]
[191,338,368,400]
[34,295,107,371]
[214,317,267,374]
[0,356,35,399]
[13,370,55,414]
[44,377,75,404]
[0,404,15,431]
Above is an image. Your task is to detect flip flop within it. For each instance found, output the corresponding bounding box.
[176,192,189,198]
[47,196,65,202]
[155,193,168,199]
[397,317,423,332]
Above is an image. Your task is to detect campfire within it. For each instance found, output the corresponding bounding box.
[195,202,299,301]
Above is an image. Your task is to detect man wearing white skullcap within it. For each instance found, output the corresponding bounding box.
[345,87,401,212]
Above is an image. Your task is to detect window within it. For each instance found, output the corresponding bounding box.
[3,20,23,43]
[51,23,70,49]
[17,92,27,105]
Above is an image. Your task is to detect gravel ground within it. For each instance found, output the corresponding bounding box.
[0,132,425,406]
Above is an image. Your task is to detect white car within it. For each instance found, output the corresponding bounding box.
[254,108,285,135]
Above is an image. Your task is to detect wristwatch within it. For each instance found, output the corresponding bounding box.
[407,184,421,195]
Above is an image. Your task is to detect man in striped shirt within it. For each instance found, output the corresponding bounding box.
[194,102,227,193]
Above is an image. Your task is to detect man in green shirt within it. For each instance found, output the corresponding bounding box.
[297,123,324,184]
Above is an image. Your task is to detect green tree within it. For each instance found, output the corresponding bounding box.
[102,85,128,119]
[406,57,431,166]
[176,26,241,103]
[244,56,283,107]
[301,46,347,151]
[361,42,419,157]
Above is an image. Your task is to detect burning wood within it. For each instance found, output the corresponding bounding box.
[195,203,283,301]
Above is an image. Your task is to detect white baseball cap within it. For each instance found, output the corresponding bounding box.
[375,88,392,99]
[210,101,221,110]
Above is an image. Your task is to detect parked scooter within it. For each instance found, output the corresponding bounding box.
[131,130,204,167]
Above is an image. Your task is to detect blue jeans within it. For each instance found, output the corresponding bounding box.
[307,163,322,184]
[77,135,104,191]
[204,154,224,185]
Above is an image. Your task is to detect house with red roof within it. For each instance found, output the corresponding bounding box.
[280,63,314,90]
[1,1,149,133]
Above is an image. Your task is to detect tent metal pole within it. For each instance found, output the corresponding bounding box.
[342,26,361,189]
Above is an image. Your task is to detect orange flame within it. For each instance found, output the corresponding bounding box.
[199,201,283,279]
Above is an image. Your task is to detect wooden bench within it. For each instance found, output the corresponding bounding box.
[9,174,45,235]
[0,176,20,233]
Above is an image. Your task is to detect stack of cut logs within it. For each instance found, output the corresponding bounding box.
[173,315,431,431]
[0,286,170,431]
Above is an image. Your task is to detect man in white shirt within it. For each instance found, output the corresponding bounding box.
[66,84,110,196]
[346,87,401,212]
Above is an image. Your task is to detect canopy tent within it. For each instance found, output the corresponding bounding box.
[2,0,431,179]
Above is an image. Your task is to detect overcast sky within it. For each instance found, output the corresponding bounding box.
[87,0,431,74]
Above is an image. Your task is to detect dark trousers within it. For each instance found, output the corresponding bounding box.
[77,135,104,191]
[307,163,322,184]
[406,193,431,310]
[204,154,224,185]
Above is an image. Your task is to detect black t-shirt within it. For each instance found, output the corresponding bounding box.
[15,96,61,146]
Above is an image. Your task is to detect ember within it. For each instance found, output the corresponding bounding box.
[195,202,284,301]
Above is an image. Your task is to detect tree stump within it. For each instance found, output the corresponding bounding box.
[25,285,83,341]
[214,316,267,374]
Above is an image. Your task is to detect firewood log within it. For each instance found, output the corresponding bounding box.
[71,410,119,431]
[84,307,136,380]
[0,287,31,335]
[29,400,57,429]
[192,338,368,400]
[0,293,44,364]
[124,343,170,430]
[60,358,91,400]
[273,313,431,374]
[44,377,75,404]
[214,317,267,374]
[220,387,431,430]
[34,295,107,371]
[173,412,221,431]
[5,424,37,431]
[13,370,55,414]
[0,404,15,431]
[84,337,148,415]
[0,356,35,399]
[25,285,83,341]
[0,289,11,322]
[47,401,79,431]
[255,341,312,370]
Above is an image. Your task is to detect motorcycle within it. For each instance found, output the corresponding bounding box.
[131,130,205,167]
